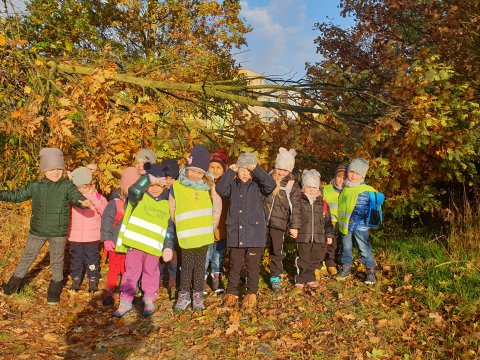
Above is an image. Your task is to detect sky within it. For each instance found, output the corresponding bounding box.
[7,0,353,80]
[235,0,354,80]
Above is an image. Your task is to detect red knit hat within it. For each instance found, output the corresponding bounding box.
[210,150,228,170]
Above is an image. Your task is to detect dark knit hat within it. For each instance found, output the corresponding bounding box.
[146,163,165,178]
[186,144,210,173]
[210,150,228,170]
[39,147,65,172]
[335,164,348,175]
[160,158,180,179]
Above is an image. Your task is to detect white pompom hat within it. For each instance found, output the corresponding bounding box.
[274,147,297,172]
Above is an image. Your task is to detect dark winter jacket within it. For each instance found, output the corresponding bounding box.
[100,190,126,245]
[296,193,335,244]
[0,178,85,237]
[215,167,276,248]
[264,173,302,231]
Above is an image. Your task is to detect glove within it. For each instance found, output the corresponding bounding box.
[162,248,173,262]
[104,240,115,252]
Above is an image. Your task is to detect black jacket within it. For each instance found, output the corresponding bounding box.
[297,193,335,244]
[215,167,276,248]
[264,173,302,231]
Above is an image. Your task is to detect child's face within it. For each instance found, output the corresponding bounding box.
[134,159,147,175]
[347,171,364,184]
[186,168,205,182]
[77,183,93,194]
[334,171,346,188]
[238,167,252,183]
[165,176,176,189]
[209,162,225,180]
[147,184,164,198]
[274,168,290,181]
[303,186,320,197]
[44,169,64,182]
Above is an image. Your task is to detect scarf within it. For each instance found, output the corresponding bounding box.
[178,167,213,191]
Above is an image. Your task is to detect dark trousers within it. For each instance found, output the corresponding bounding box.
[13,234,66,282]
[179,245,208,293]
[296,242,326,284]
[226,247,264,296]
[159,248,178,289]
[324,237,338,268]
[267,227,286,278]
[69,241,100,279]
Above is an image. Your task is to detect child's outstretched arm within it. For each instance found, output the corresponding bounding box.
[251,166,277,196]
[88,192,108,215]
[128,175,150,206]
[0,183,33,203]
[65,182,88,207]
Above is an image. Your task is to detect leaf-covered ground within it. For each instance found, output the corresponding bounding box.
[0,204,479,359]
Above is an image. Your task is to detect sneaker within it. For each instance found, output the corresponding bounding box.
[71,277,81,292]
[88,278,99,293]
[305,281,320,289]
[241,294,257,309]
[143,297,156,317]
[335,265,352,280]
[174,291,191,312]
[112,300,133,318]
[223,293,238,307]
[327,266,338,276]
[365,268,376,285]
[192,292,205,311]
[270,277,282,292]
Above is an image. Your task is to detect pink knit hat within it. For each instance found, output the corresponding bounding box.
[121,167,140,188]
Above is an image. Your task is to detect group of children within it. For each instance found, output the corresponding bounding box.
[0,145,383,315]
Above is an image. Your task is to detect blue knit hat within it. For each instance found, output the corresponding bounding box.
[160,158,180,179]
[186,144,210,173]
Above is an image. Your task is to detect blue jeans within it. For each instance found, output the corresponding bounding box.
[205,239,226,275]
[341,229,376,268]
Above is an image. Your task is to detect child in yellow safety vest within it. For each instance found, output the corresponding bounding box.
[170,144,222,312]
[335,158,381,285]
[112,163,175,317]
[321,164,347,276]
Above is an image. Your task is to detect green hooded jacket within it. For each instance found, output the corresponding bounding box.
[0,178,85,237]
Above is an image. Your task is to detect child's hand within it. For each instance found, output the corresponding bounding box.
[162,248,173,262]
[327,237,333,245]
[79,199,92,208]
[229,164,238,173]
[104,240,115,252]
[247,164,256,172]
[289,229,298,239]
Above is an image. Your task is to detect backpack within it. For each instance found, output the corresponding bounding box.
[113,198,125,228]
[367,192,385,228]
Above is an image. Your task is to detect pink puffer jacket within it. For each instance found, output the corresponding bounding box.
[68,190,108,243]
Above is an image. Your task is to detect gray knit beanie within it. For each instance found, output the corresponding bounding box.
[71,166,93,186]
[135,149,157,163]
[236,152,257,169]
[302,169,321,189]
[39,147,65,172]
[348,158,369,178]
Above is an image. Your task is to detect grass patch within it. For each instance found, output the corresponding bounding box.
[11,284,36,302]
[0,331,14,341]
